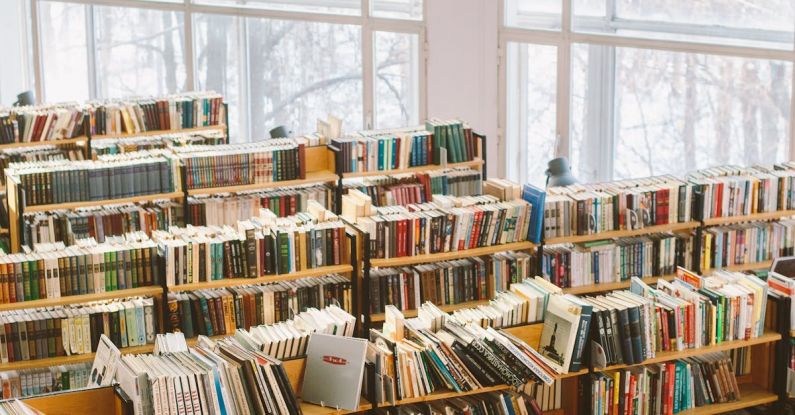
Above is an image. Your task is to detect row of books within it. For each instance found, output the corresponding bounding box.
[0,145,84,186]
[155,207,347,286]
[174,140,306,190]
[117,340,300,415]
[425,119,479,164]
[8,151,179,206]
[544,175,692,238]
[91,129,227,156]
[355,195,533,259]
[88,92,225,136]
[166,274,352,338]
[0,105,87,144]
[586,352,741,415]
[0,362,90,399]
[331,130,435,173]
[373,388,551,415]
[0,234,159,304]
[343,167,482,208]
[23,201,177,248]
[589,269,768,368]
[367,310,560,405]
[540,233,694,289]
[186,184,330,227]
[368,258,488,314]
[699,219,795,272]
[0,296,156,363]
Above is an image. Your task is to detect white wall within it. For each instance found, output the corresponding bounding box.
[0,0,32,106]
[426,0,500,178]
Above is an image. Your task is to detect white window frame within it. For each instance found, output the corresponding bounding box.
[27,0,427,138]
[498,0,795,183]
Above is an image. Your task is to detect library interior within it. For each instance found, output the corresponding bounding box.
[1,0,795,414]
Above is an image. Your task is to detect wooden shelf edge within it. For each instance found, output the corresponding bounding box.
[186,171,339,196]
[702,210,795,226]
[545,221,701,245]
[597,331,781,372]
[170,264,354,291]
[340,159,484,179]
[0,344,154,371]
[676,383,776,415]
[299,399,372,415]
[703,260,773,274]
[384,385,511,406]
[0,137,88,150]
[369,241,537,268]
[0,286,163,311]
[91,125,227,140]
[24,191,184,212]
[370,299,492,322]
[562,274,676,295]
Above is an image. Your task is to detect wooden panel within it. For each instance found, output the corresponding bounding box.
[25,387,119,415]
[545,221,700,245]
[504,323,544,349]
[283,357,307,393]
[305,145,333,174]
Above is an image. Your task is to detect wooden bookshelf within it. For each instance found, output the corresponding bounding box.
[0,286,163,312]
[169,264,354,291]
[0,343,154,371]
[599,331,781,372]
[702,260,773,274]
[0,137,87,150]
[677,383,777,415]
[23,386,127,415]
[370,299,491,322]
[340,158,485,179]
[562,274,676,295]
[545,221,700,245]
[186,170,340,196]
[702,210,795,226]
[22,191,185,213]
[90,124,227,140]
[369,240,537,268]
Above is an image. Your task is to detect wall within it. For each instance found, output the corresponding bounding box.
[426,0,500,178]
[0,0,31,106]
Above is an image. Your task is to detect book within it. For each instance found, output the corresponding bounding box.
[521,183,545,244]
[538,295,589,374]
[88,334,121,387]
[301,333,368,410]
[0,104,86,144]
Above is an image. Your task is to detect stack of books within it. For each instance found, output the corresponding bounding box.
[91,129,226,156]
[541,233,694,288]
[544,175,693,239]
[117,341,300,415]
[0,362,91,399]
[0,104,87,144]
[0,233,159,304]
[23,200,177,247]
[186,183,330,226]
[355,194,533,260]
[586,352,741,414]
[155,206,347,286]
[88,92,225,135]
[699,219,795,271]
[7,150,179,206]
[343,167,482,207]
[173,140,306,189]
[0,296,157,362]
[166,274,352,337]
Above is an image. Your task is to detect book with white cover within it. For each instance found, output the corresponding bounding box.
[88,334,121,387]
[301,333,368,410]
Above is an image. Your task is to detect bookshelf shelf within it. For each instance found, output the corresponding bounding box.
[340,159,485,179]
[0,343,154,371]
[169,264,354,291]
[91,125,227,140]
[545,221,700,245]
[23,191,185,213]
[702,210,795,226]
[703,260,773,274]
[562,274,676,295]
[0,286,163,312]
[300,399,372,415]
[186,170,340,196]
[0,137,87,150]
[599,331,781,372]
[0,227,8,235]
[677,383,777,415]
[385,385,511,406]
[370,299,491,322]
[369,241,537,268]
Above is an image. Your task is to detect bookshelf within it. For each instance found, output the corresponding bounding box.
[169,264,354,291]
[369,299,491,322]
[544,221,700,245]
[368,240,537,268]
[0,286,163,312]
[22,386,131,415]
[0,343,155,371]
[0,137,88,151]
[561,274,676,295]
[702,210,795,226]
[89,124,227,141]
[339,158,485,179]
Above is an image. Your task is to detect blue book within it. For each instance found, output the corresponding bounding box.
[521,183,546,243]
[564,294,593,373]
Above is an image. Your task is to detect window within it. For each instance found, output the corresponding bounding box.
[30,0,424,141]
[502,0,795,185]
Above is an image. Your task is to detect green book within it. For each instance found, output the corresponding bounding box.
[29,259,39,300]
[21,261,31,301]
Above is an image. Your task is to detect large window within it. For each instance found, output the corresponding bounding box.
[502,0,795,184]
[31,0,425,141]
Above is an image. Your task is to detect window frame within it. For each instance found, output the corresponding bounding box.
[498,0,795,183]
[28,0,427,138]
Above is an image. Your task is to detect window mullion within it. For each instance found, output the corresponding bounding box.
[85,3,98,99]
[29,0,44,102]
[183,1,195,92]
[362,0,374,129]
